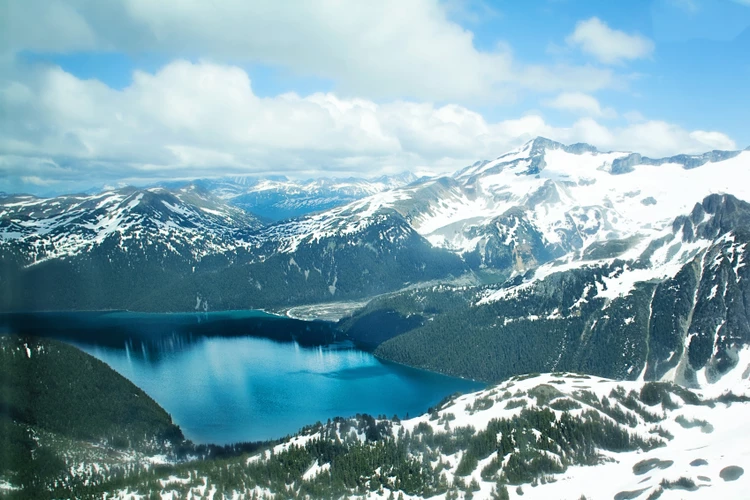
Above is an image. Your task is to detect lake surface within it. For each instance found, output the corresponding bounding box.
[0,311,483,444]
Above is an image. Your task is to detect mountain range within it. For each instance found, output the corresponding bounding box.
[2,138,748,310]
[2,137,750,386]
[184,172,419,221]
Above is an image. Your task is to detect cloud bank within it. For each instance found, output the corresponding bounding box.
[0,60,735,192]
[0,0,618,103]
[0,1,740,193]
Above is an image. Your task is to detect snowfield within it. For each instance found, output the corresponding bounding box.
[225,367,749,500]
[99,369,750,499]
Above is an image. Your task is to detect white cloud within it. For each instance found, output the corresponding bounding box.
[623,110,647,123]
[542,92,617,118]
[0,0,618,102]
[579,120,736,155]
[20,175,59,186]
[689,130,738,150]
[566,17,655,65]
[0,60,736,192]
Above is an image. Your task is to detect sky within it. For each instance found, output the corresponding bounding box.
[1,0,749,195]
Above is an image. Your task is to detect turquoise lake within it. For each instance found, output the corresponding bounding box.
[0,311,483,444]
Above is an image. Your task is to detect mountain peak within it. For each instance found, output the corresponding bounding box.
[522,137,600,157]
[454,138,604,180]
[526,136,561,151]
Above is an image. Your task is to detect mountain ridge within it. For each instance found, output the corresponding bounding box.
[1,138,749,316]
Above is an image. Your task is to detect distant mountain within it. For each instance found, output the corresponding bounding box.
[176,172,419,220]
[0,184,262,266]
[0,180,465,311]
[0,185,264,311]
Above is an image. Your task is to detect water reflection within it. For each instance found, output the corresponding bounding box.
[1,311,483,444]
[0,310,338,362]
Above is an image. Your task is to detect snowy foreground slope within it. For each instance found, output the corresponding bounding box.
[257,373,749,500]
[94,368,750,500]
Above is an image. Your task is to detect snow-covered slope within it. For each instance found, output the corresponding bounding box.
[439,138,748,260]
[252,188,417,253]
[274,137,750,275]
[402,372,749,500]
[0,184,262,266]
[237,371,749,500]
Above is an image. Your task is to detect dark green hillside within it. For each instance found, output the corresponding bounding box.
[0,335,183,492]
[0,335,182,445]
[352,262,618,382]
[368,239,749,383]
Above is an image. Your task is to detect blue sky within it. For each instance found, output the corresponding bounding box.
[1,0,748,195]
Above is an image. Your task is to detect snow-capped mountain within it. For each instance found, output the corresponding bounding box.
[2,137,750,317]
[0,180,464,312]
[0,185,269,311]
[346,192,750,397]
[0,184,261,266]
[182,172,419,221]
[275,137,749,275]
